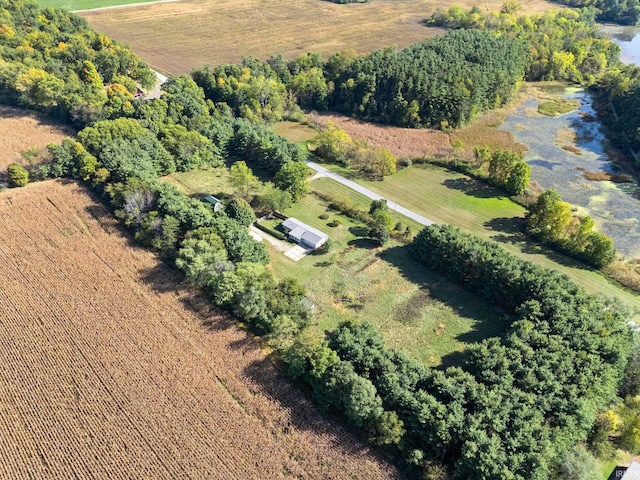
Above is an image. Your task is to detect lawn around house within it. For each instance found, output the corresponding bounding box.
[322,162,640,312]
[160,160,638,366]
[267,185,509,367]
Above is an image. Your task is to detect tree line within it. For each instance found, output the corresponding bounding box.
[553,0,640,25]
[190,31,529,129]
[0,0,155,127]
[593,64,640,172]
[427,6,621,85]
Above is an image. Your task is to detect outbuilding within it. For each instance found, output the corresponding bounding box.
[281,217,328,250]
[203,195,224,212]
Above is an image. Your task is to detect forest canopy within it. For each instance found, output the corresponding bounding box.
[0,0,155,126]
[553,0,640,25]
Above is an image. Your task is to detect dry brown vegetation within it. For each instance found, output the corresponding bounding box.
[80,0,554,75]
[0,106,74,169]
[577,167,634,182]
[311,112,453,159]
[606,259,640,293]
[0,180,399,480]
[310,107,528,162]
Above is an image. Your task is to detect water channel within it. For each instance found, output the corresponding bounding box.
[497,29,640,258]
[602,25,640,64]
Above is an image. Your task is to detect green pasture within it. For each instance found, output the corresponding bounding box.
[36,0,160,11]
[325,163,640,312]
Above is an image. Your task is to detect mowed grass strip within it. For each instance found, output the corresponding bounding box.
[79,0,555,75]
[36,0,166,11]
[334,163,640,311]
[268,185,507,367]
[273,121,317,144]
[161,165,238,197]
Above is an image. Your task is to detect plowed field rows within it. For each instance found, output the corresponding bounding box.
[0,180,399,479]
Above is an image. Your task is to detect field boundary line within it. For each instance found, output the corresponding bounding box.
[72,0,181,13]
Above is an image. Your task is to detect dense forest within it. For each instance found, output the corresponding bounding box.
[0,0,154,126]
[2,1,639,478]
[192,31,529,129]
[424,4,640,159]
[553,0,640,25]
[427,6,621,85]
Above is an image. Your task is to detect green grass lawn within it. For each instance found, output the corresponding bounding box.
[161,165,266,199]
[322,163,640,313]
[273,121,317,144]
[598,450,637,479]
[268,189,509,367]
[310,176,424,235]
[36,0,161,10]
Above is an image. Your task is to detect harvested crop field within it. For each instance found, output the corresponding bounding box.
[0,106,74,169]
[0,180,399,479]
[80,0,555,75]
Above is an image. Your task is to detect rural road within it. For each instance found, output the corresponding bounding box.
[146,70,168,99]
[306,161,435,226]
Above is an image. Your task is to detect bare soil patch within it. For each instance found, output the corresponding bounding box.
[0,106,74,169]
[0,180,399,480]
[80,0,555,75]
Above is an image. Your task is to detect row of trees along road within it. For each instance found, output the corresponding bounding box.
[2,0,638,477]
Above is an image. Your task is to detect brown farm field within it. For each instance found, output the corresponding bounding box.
[80,0,555,75]
[0,180,399,479]
[0,106,74,169]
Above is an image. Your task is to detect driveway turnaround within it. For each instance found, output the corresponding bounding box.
[306,161,435,226]
[248,225,311,262]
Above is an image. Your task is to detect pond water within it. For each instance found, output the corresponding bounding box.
[601,25,640,65]
[499,87,640,258]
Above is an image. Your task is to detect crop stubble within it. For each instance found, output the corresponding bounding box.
[80,0,554,75]
[0,106,74,169]
[0,180,399,479]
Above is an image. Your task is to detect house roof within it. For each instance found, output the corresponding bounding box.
[282,218,328,247]
[203,195,222,205]
[623,461,640,480]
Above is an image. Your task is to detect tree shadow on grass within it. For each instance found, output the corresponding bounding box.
[378,245,512,369]
[442,177,502,199]
[483,216,526,245]
[483,216,594,271]
[348,238,379,249]
[348,225,370,237]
